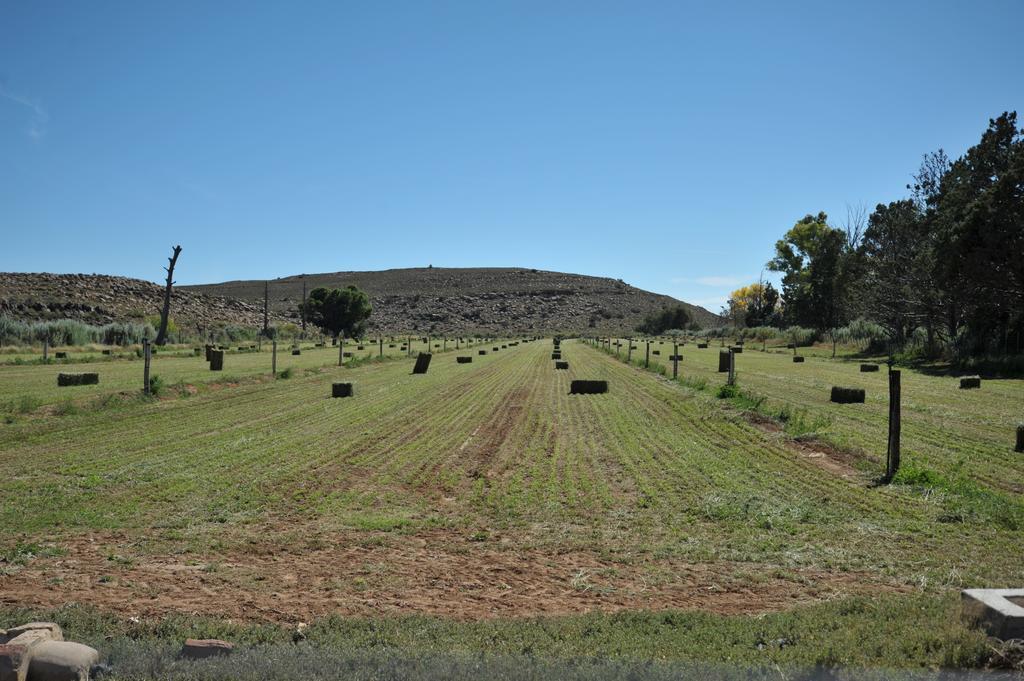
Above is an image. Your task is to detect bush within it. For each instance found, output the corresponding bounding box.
[148,375,166,397]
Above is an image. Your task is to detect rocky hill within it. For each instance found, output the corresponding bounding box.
[0,272,275,330]
[0,268,719,335]
[185,267,720,335]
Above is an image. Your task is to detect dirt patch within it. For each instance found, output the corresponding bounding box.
[743,413,866,479]
[0,528,906,624]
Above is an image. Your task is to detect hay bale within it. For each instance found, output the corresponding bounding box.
[101,349,112,355]
[412,353,432,374]
[479,350,487,355]
[860,364,880,372]
[501,344,507,349]
[209,350,224,371]
[551,352,562,360]
[493,347,499,352]
[697,343,708,349]
[205,345,213,360]
[960,376,981,390]
[793,356,805,363]
[291,349,301,356]
[55,351,68,359]
[357,345,365,350]
[388,343,396,348]
[238,346,247,352]
[331,382,354,398]
[830,386,865,403]
[718,350,730,372]
[668,354,682,361]
[555,361,569,370]
[570,379,608,394]
[652,350,660,355]
[457,356,473,364]
[787,343,795,349]
[1016,424,1024,453]
[730,346,743,354]
[343,351,353,357]
[193,348,202,356]
[57,372,99,387]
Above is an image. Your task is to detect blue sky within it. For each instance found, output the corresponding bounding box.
[1,1,1021,313]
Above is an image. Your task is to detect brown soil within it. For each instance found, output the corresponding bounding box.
[0,528,905,624]
[744,412,867,479]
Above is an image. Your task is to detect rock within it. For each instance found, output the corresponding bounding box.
[180,639,233,660]
[27,641,99,681]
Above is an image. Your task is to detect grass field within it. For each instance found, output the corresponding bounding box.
[0,336,490,414]
[1,338,1022,673]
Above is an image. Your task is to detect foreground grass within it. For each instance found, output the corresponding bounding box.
[2,593,1019,677]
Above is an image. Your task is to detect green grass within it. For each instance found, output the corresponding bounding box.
[2,593,1019,676]
[0,339,1021,674]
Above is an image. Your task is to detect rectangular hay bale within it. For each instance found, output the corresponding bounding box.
[57,372,99,387]
[555,361,569,370]
[209,350,224,371]
[570,379,608,394]
[830,386,865,403]
[960,376,981,390]
[860,364,880,372]
[412,353,432,374]
[331,382,354,398]
[457,356,473,364]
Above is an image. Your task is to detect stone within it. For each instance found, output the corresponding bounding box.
[27,640,98,681]
[331,382,354,398]
[0,644,29,681]
[180,638,233,660]
[961,589,1024,640]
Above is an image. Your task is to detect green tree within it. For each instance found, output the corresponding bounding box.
[768,213,851,332]
[300,286,372,340]
[636,305,691,335]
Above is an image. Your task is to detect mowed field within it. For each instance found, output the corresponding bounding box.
[0,337,469,411]
[2,338,1021,629]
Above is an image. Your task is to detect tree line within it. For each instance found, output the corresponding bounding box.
[724,111,1022,362]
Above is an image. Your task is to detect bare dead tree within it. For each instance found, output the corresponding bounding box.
[843,202,868,250]
[155,245,182,346]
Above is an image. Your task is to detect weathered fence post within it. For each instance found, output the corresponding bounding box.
[379,337,383,358]
[645,341,650,369]
[673,342,679,379]
[886,368,901,481]
[43,338,48,362]
[272,339,277,377]
[627,338,633,363]
[143,338,151,395]
[339,337,344,366]
[727,348,736,386]
[407,336,411,356]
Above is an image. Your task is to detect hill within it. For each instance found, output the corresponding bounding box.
[184,267,720,334]
[0,272,274,331]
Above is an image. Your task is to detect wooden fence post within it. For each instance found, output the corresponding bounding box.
[43,338,48,362]
[627,338,633,363]
[727,348,736,386]
[886,368,901,482]
[645,341,650,369]
[379,337,383,358]
[143,338,151,395]
[272,340,277,377]
[673,342,679,379]
[339,337,344,366]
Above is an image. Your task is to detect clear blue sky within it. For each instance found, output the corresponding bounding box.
[2,1,1021,313]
